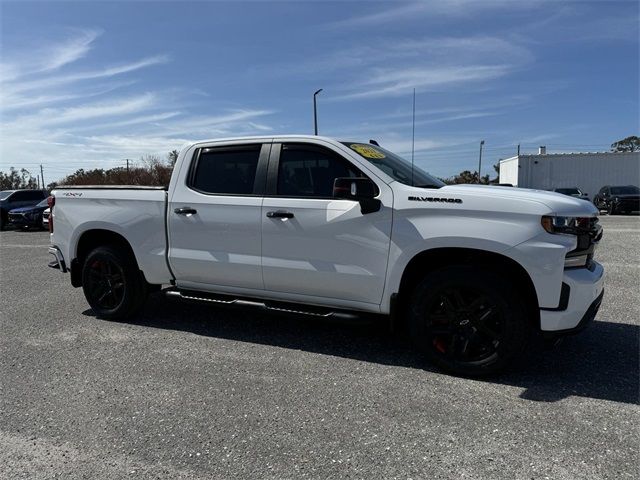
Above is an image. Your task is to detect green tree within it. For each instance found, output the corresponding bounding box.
[611,135,640,152]
[0,167,39,190]
[443,170,490,185]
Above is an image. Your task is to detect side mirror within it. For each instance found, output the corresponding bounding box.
[333,177,381,214]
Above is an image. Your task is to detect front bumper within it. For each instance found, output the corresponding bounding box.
[8,213,39,227]
[540,261,604,332]
[614,199,640,211]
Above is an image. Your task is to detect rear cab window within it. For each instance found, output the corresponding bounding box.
[189,145,262,195]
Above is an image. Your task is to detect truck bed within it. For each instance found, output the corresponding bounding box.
[51,186,171,285]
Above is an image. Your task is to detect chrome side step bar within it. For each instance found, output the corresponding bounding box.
[165,288,359,319]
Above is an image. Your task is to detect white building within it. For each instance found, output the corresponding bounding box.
[499,147,640,199]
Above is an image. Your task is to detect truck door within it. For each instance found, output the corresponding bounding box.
[261,142,392,306]
[168,143,269,291]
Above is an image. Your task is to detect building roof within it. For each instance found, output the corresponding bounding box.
[500,150,640,163]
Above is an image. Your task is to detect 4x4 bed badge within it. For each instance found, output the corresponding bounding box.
[408,196,463,203]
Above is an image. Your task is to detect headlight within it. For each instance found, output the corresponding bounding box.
[541,216,579,234]
[542,215,600,268]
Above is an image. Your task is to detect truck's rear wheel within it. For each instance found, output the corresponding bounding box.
[82,245,148,319]
[408,266,529,376]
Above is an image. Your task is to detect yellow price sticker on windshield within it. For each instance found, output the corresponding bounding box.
[349,144,386,159]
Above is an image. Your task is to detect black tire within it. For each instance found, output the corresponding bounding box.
[606,203,616,215]
[82,245,148,319]
[408,266,530,376]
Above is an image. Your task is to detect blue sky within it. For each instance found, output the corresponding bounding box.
[1,0,638,182]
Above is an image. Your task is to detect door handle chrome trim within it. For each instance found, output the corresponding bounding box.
[266,210,294,219]
[174,207,197,215]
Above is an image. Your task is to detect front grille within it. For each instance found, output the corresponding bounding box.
[616,197,640,209]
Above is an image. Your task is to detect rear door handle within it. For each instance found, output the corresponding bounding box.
[174,207,197,215]
[266,210,294,219]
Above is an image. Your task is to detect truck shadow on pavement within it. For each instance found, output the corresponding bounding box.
[87,293,639,406]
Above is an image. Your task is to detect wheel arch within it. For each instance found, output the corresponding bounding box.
[71,229,141,288]
[393,247,540,331]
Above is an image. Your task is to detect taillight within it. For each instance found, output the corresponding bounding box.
[47,196,55,233]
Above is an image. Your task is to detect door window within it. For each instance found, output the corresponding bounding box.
[277,144,362,198]
[190,145,261,195]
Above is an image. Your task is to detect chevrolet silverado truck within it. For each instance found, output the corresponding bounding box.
[48,135,604,375]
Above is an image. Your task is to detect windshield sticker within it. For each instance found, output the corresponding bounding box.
[349,144,386,159]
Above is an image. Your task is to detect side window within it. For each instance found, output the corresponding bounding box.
[10,191,28,202]
[25,191,44,201]
[10,191,44,202]
[277,144,362,197]
[190,145,261,195]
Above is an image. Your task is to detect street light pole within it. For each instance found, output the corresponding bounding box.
[477,140,485,184]
[313,89,323,135]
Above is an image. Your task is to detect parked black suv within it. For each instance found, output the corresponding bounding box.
[553,187,590,201]
[0,189,48,230]
[593,185,640,215]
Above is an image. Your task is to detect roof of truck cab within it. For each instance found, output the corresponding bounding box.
[184,135,345,148]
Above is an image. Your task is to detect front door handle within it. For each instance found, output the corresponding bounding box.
[174,207,197,215]
[266,210,294,219]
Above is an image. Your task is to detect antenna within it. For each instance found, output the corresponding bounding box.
[411,88,416,186]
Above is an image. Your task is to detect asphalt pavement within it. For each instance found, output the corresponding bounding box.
[1,215,638,479]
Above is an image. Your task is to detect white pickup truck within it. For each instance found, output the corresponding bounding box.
[48,135,604,375]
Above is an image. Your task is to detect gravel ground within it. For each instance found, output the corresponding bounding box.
[1,215,638,479]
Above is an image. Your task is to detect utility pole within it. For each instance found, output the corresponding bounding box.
[40,164,45,190]
[477,140,485,184]
[313,89,323,135]
[411,88,416,186]
[126,159,130,182]
[517,143,520,156]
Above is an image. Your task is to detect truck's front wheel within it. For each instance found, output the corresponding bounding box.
[82,245,148,319]
[408,266,529,376]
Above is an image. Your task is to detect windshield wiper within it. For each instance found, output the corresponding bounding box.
[413,184,442,189]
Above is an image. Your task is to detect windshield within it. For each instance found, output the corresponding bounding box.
[36,198,49,207]
[342,142,444,188]
[610,186,639,195]
[556,188,580,195]
[0,190,15,200]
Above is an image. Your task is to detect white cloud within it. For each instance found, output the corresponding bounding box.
[3,55,170,97]
[0,31,274,179]
[0,28,101,81]
[41,29,102,72]
[332,64,511,100]
[269,33,533,102]
[324,0,545,29]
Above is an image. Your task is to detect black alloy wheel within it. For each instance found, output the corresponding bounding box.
[82,245,148,319]
[409,266,529,376]
[424,288,504,364]
[84,258,126,311]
